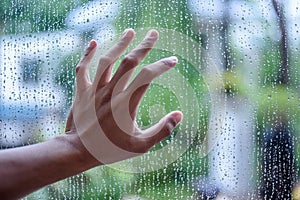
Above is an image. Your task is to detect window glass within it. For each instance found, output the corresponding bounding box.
[0,0,299,199]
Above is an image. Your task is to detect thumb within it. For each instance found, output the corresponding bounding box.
[140,111,183,148]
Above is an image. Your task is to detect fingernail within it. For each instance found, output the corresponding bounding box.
[164,56,178,67]
[170,56,178,64]
[173,111,183,124]
[147,29,158,38]
[121,28,134,38]
[89,40,97,48]
[167,112,183,131]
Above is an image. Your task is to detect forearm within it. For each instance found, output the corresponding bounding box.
[0,133,99,199]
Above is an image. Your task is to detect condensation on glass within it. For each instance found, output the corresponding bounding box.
[0,0,299,199]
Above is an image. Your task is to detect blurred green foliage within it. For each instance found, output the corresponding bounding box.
[55,53,81,106]
[260,38,283,86]
[115,0,200,42]
[0,0,90,34]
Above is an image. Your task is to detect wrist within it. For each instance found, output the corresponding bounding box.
[57,132,101,170]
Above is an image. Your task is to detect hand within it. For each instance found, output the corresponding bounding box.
[66,29,183,165]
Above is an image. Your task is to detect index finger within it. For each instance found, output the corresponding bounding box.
[125,56,178,116]
[92,29,135,89]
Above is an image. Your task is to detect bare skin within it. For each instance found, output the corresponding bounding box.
[0,29,183,200]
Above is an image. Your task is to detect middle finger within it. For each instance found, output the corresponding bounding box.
[109,29,159,94]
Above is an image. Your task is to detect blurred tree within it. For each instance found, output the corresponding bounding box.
[258,0,297,199]
[0,0,89,34]
[204,0,255,197]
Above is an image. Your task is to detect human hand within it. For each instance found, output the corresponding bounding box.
[66,29,183,165]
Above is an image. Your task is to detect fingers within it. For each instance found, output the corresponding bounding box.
[126,56,178,115]
[109,30,159,93]
[92,29,135,90]
[76,40,97,90]
[139,111,183,149]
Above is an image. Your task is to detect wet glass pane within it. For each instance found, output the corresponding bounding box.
[0,0,299,199]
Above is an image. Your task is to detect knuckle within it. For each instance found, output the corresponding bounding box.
[117,39,128,47]
[84,47,92,57]
[75,63,88,73]
[141,66,155,78]
[99,55,112,66]
[161,59,170,66]
[75,65,81,71]
[140,39,154,49]
[122,55,139,67]
[75,65,82,75]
